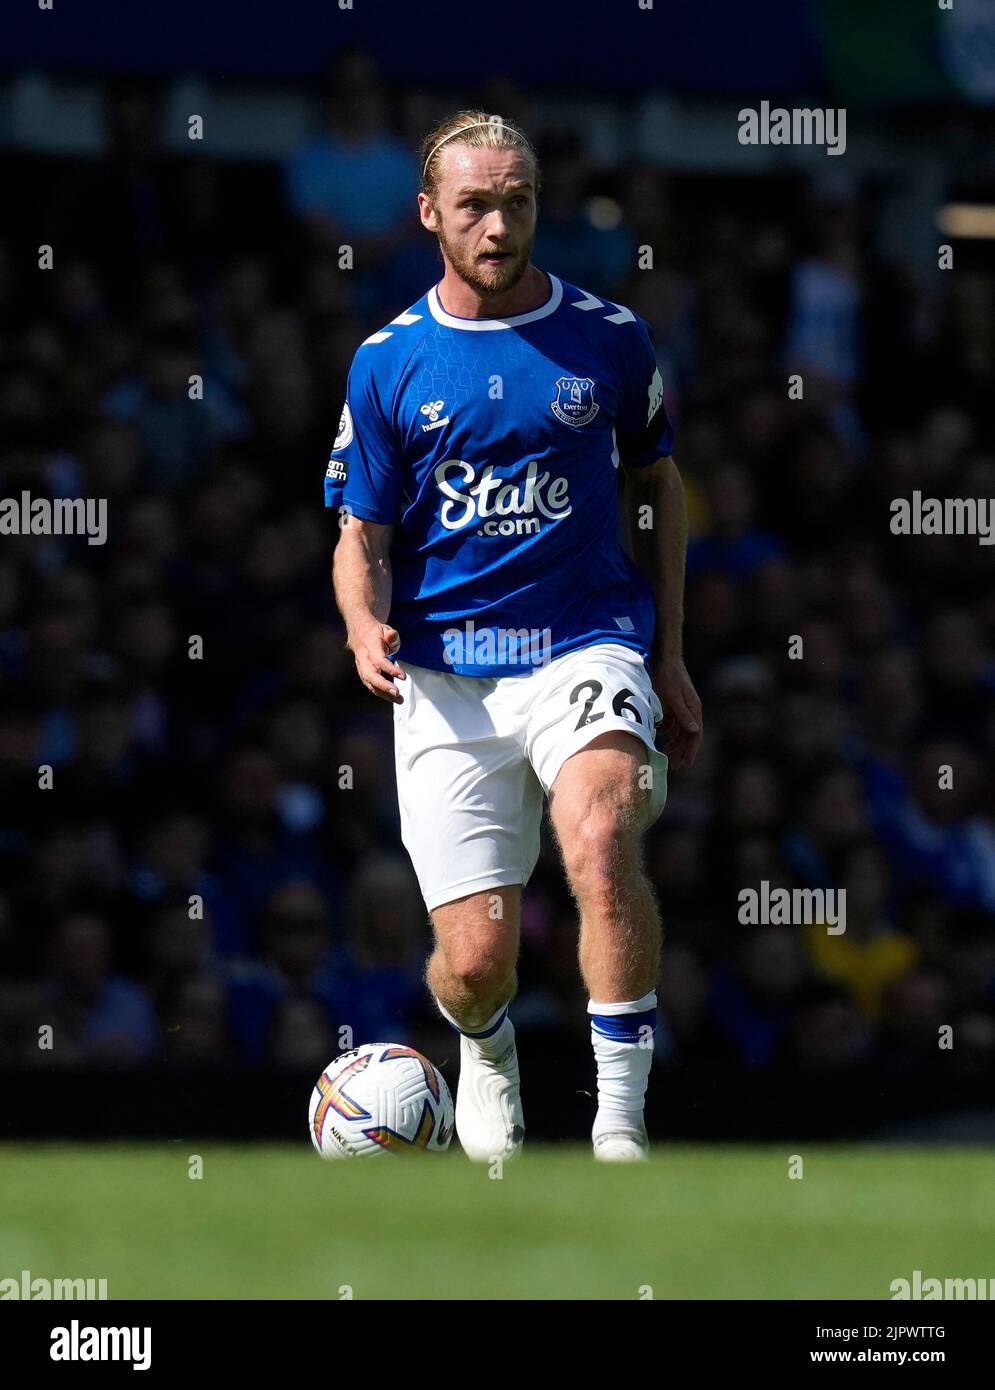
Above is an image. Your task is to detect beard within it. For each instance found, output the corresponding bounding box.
[436,220,535,299]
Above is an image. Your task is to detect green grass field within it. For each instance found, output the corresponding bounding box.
[2,1144,993,1299]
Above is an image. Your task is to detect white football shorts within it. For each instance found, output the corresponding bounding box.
[392,642,669,912]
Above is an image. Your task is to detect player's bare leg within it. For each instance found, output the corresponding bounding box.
[427,886,525,1161]
[427,886,520,1027]
[549,731,662,1161]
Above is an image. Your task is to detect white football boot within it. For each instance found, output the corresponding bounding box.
[456,1026,525,1162]
[592,1121,649,1162]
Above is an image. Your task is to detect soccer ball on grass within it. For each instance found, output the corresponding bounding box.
[308,1043,454,1157]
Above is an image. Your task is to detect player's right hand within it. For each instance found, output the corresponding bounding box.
[349,620,406,703]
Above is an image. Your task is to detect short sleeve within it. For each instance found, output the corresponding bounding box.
[325,354,403,524]
[615,319,675,469]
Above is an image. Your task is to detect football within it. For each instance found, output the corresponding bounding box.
[308,1043,455,1158]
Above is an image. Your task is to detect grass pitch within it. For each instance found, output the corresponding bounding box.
[2,1144,993,1300]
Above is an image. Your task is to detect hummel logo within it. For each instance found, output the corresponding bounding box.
[420,399,450,432]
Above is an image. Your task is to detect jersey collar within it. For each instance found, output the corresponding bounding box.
[427,272,563,330]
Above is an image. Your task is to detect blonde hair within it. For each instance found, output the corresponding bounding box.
[420,110,540,198]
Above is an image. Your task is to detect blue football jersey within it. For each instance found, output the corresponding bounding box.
[325,272,674,676]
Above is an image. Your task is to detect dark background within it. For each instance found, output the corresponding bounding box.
[0,0,993,1141]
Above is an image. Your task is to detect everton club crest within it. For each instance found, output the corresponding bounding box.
[551,376,599,427]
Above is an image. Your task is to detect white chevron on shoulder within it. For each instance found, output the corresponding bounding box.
[604,301,636,324]
[360,309,423,347]
[570,290,636,325]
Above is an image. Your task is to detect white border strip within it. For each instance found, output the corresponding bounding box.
[427,273,563,330]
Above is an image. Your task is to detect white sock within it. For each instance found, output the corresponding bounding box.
[434,997,514,1062]
[588,991,657,1138]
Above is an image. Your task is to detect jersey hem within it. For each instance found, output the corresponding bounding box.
[394,632,651,679]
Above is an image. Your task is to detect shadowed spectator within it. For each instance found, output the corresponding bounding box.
[708,926,810,1066]
[227,881,341,1059]
[805,840,919,1018]
[283,51,418,255]
[268,994,336,1071]
[162,974,232,1065]
[36,914,160,1066]
[342,853,431,1043]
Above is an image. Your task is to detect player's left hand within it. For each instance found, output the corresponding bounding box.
[654,656,703,770]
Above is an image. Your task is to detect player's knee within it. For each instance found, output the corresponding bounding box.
[444,942,515,994]
[562,802,641,894]
[431,914,517,999]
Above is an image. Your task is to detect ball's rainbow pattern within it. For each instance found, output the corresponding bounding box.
[312,1053,373,1148]
[364,1099,437,1153]
[378,1045,441,1101]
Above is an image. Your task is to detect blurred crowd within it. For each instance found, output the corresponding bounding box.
[1,53,993,1086]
